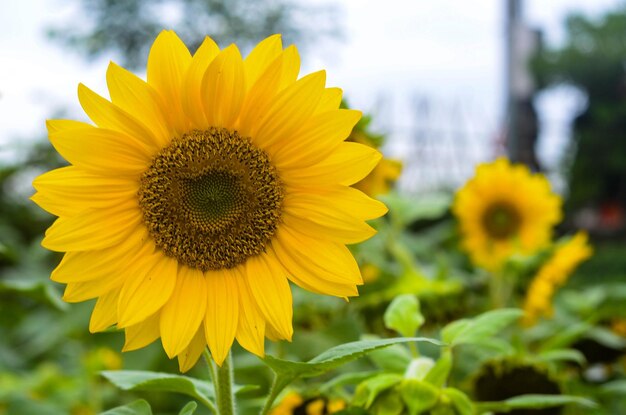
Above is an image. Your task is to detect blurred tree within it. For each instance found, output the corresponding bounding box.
[532,6,626,230]
[47,0,342,70]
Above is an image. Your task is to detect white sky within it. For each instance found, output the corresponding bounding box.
[0,0,622,177]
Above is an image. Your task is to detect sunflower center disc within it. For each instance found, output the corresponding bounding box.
[482,202,521,239]
[138,128,283,271]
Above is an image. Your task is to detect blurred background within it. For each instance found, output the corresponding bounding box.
[2,0,626,414]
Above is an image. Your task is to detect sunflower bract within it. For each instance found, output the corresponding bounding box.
[32,31,387,371]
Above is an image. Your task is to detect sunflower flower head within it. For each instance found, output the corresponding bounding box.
[32,31,387,371]
[453,158,562,271]
[522,232,593,326]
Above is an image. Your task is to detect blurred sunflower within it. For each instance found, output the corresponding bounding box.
[32,31,386,370]
[523,232,593,326]
[453,158,561,271]
[270,392,345,415]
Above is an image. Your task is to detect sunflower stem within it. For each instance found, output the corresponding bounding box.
[200,350,219,414]
[259,375,291,415]
[213,351,236,415]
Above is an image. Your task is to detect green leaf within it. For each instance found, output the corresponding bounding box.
[263,337,441,378]
[600,380,626,395]
[178,401,197,415]
[442,309,523,347]
[353,374,403,408]
[399,379,439,415]
[101,400,152,415]
[368,343,412,372]
[320,371,380,393]
[384,294,425,337]
[371,389,405,415]
[587,326,626,349]
[404,357,435,380]
[442,388,474,415]
[423,349,452,387]
[539,349,586,365]
[476,394,597,412]
[380,192,451,226]
[539,322,591,352]
[440,320,469,345]
[101,371,213,407]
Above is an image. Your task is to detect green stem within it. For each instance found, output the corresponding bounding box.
[259,375,292,415]
[214,352,236,415]
[203,349,218,386]
[489,269,514,309]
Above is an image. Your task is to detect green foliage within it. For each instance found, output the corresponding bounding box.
[532,5,626,211]
[263,338,441,379]
[101,400,153,415]
[476,394,597,412]
[47,0,341,70]
[101,371,215,406]
[441,308,523,347]
[383,295,425,338]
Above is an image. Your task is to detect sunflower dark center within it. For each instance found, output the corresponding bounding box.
[138,128,283,271]
[482,202,521,239]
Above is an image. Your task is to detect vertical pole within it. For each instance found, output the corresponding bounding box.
[505,0,521,162]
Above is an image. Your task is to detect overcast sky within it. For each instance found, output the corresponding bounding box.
[0,0,622,182]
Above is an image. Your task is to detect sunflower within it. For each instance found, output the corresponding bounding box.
[32,31,387,371]
[453,158,561,271]
[522,232,592,326]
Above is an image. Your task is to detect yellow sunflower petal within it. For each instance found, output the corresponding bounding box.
[283,142,382,187]
[283,205,377,245]
[49,127,151,175]
[245,253,293,341]
[77,83,158,151]
[43,203,142,252]
[46,119,93,134]
[63,272,126,303]
[238,54,284,137]
[33,166,138,214]
[244,34,283,88]
[61,236,152,303]
[30,192,82,218]
[123,312,161,352]
[106,62,170,146]
[118,254,178,328]
[182,36,220,128]
[177,326,207,373]
[285,186,387,221]
[234,273,266,357]
[201,44,246,130]
[272,109,361,168]
[272,237,360,297]
[315,87,343,113]
[160,266,207,358]
[89,287,120,333]
[50,226,147,283]
[278,45,300,90]
[253,70,326,150]
[204,268,239,366]
[147,30,192,134]
[277,226,363,286]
